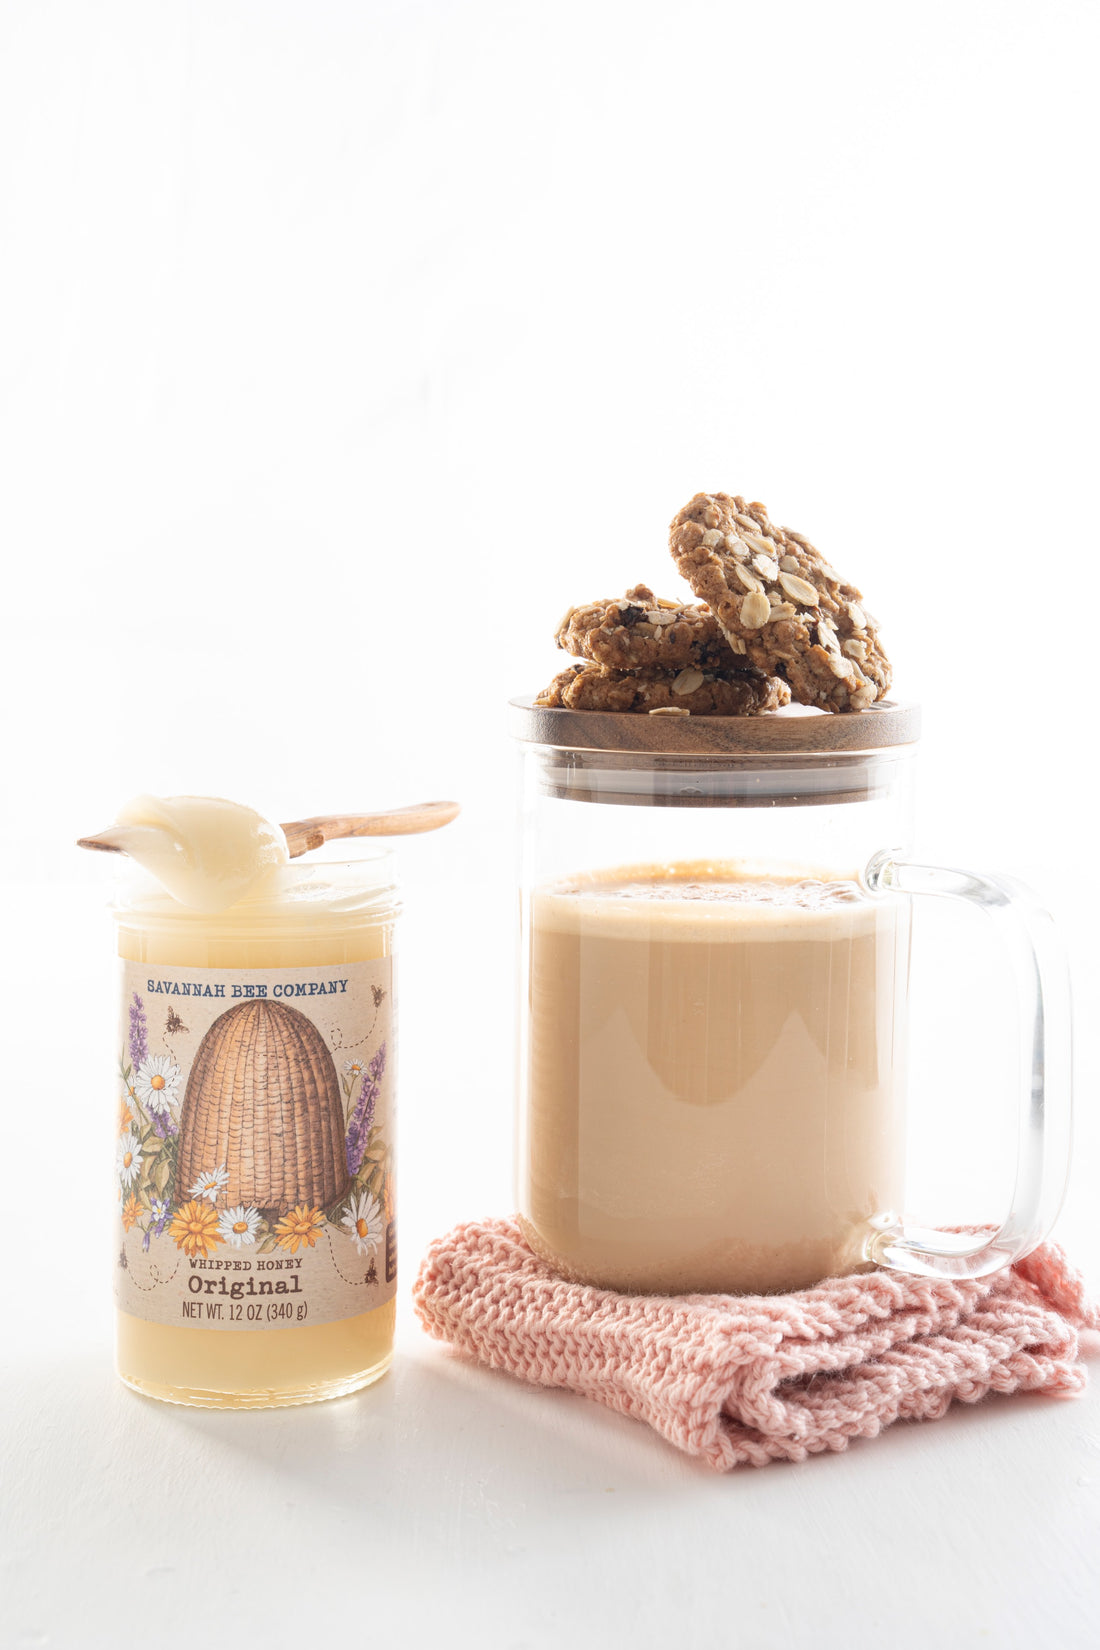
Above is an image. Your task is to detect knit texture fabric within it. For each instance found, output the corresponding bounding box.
[413,1217,1099,1471]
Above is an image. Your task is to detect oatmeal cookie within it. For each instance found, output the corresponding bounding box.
[535,662,791,716]
[556,584,738,671]
[668,493,891,713]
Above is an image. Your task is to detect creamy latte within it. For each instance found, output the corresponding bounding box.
[519,861,909,1294]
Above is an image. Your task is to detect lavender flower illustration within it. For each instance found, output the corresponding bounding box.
[128,992,148,1072]
[345,1043,386,1176]
[143,1198,172,1252]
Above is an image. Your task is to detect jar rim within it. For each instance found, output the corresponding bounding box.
[111,845,399,928]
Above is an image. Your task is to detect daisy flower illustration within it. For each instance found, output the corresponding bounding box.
[169,1200,223,1259]
[116,1128,143,1189]
[189,1164,229,1204]
[343,1058,367,1079]
[134,1054,182,1115]
[218,1205,261,1248]
[342,1189,384,1257]
[274,1204,325,1254]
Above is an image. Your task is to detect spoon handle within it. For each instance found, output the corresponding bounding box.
[280,800,461,858]
[78,801,461,858]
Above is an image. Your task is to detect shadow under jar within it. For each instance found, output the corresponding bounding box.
[510,699,1071,1296]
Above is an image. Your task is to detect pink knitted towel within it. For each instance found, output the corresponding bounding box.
[413,1218,1100,1471]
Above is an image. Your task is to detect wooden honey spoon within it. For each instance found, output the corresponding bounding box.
[277,800,461,856]
[78,800,461,859]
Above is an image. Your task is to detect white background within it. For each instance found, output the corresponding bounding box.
[1,3,1098,1647]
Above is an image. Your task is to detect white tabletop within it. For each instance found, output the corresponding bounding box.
[4,1297,1099,1650]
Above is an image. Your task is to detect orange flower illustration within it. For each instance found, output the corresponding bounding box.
[121,1191,141,1232]
[169,1199,224,1258]
[274,1204,325,1254]
[118,1100,134,1134]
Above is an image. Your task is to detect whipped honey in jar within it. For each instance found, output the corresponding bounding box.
[107,797,399,1408]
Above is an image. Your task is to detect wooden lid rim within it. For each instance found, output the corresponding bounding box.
[508,697,920,756]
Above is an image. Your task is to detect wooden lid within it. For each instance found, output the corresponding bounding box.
[508,697,920,756]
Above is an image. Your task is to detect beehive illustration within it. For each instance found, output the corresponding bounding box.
[176,999,350,1215]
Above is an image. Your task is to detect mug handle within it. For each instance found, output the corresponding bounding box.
[862,851,1073,1280]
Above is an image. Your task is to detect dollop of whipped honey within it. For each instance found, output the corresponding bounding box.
[103,795,288,913]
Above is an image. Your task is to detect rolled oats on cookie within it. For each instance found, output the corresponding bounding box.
[668,493,891,713]
[556,584,740,672]
[535,661,791,717]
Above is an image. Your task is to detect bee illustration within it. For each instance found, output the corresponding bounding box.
[118,1246,128,1271]
[165,1007,188,1035]
[372,985,386,1008]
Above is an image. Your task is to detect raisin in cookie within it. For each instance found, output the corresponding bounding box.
[535,661,791,716]
[556,584,738,672]
[668,493,891,713]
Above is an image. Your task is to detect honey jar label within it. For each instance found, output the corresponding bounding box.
[114,959,396,1330]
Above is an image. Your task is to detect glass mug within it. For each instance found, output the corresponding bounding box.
[510,698,1071,1295]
